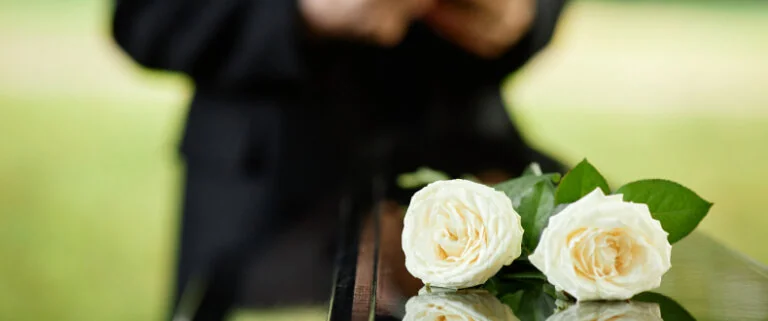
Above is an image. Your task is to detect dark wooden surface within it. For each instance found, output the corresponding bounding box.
[328,209,768,321]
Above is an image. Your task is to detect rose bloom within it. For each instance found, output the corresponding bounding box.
[404,290,519,321]
[547,301,662,321]
[402,179,524,289]
[529,188,672,301]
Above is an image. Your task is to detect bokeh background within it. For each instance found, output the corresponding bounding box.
[1,0,766,320]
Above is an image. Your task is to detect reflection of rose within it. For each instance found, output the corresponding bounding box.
[402,179,524,289]
[404,291,520,321]
[529,188,672,301]
[547,301,662,321]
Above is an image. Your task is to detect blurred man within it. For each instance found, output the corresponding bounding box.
[112,0,566,319]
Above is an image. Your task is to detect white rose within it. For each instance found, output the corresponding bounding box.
[547,301,662,321]
[529,188,672,301]
[404,290,520,321]
[402,179,524,289]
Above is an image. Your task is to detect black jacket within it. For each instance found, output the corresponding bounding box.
[111,0,568,310]
[112,0,567,191]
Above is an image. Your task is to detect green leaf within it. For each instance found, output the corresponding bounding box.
[496,258,540,275]
[498,271,548,281]
[499,291,525,309]
[634,292,696,321]
[522,162,544,176]
[506,283,557,321]
[493,173,561,208]
[516,181,556,253]
[487,278,557,321]
[483,276,532,297]
[496,260,549,281]
[554,159,610,205]
[460,173,480,182]
[396,167,451,189]
[483,277,501,295]
[616,179,713,243]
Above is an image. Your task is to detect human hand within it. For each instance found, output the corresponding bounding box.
[300,0,435,46]
[424,0,535,58]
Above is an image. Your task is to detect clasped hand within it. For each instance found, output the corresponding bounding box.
[301,0,535,58]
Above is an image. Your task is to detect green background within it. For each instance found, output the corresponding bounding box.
[1,0,767,320]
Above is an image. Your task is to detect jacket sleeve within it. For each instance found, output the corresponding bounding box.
[111,0,312,90]
[427,0,568,84]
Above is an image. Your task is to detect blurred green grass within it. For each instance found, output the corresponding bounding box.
[1,0,767,321]
[0,96,183,319]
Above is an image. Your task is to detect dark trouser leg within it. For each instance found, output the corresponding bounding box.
[172,161,270,321]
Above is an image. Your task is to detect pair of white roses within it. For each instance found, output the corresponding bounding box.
[401,179,672,301]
